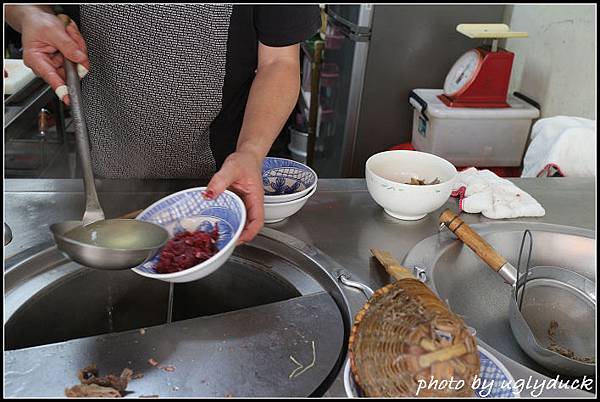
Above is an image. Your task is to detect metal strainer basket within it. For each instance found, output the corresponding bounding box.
[510,230,596,376]
[440,210,596,377]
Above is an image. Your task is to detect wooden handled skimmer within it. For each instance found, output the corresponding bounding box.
[347,249,480,397]
[439,209,517,285]
[439,209,596,376]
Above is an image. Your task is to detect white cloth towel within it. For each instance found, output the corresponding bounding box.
[522,116,596,177]
[452,168,545,219]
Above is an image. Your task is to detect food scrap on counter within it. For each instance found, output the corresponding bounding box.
[64,364,137,398]
[65,383,121,398]
[289,341,316,379]
[147,358,176,372]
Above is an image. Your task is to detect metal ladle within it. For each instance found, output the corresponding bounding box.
[49,14,168,270]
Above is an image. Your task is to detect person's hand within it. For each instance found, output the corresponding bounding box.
[205,151,265,244]
[20,10,89,106]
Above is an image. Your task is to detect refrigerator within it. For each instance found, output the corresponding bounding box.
[310,4,506,178]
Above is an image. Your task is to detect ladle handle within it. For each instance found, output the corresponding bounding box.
[370,249,414,282]
[118,209,144,219]
[439,209,507,273]
[58,14,104,226]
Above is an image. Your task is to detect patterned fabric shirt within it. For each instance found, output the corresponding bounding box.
[65,4,320,178]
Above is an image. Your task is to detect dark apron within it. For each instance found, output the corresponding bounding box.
[80,4,233,179]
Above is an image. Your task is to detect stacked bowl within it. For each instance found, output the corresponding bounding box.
[262,157,318,223]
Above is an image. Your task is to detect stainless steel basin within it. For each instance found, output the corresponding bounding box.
[4,228,353,397]
[5,257,303,351]
[403,222,596,381]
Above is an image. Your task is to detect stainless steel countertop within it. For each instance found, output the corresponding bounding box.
[3,177,597,397]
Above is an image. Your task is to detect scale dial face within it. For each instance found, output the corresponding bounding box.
[443,49,483,97]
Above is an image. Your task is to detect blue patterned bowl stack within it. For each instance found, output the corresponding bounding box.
[263,157,318,203]
[132,188,246,283]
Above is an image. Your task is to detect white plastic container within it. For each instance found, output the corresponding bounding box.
[409,89,540,167]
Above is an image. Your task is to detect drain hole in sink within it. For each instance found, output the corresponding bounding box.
[5,259,301,351]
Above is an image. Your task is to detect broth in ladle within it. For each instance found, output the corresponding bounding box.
[65,220,167,250]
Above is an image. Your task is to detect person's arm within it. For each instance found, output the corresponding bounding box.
[5,5,89,105]
[205,43,301,243]
[237,43,301,162]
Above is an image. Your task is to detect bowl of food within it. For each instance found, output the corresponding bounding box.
[365,150,457,220]
[131,187,246,283]
[263,157,318,203]
[264,185,317,223]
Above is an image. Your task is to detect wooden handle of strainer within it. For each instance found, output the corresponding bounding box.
[370,249,414,281]
[439,209,507,273]
[370,248,474,361]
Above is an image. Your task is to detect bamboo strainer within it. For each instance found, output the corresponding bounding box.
[348,249,480,397]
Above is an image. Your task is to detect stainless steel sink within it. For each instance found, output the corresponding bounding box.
[403,222,596,381]
[5,257,303,351]
[4,228,353,397]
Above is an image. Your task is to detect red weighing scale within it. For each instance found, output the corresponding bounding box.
[439,24,528,108]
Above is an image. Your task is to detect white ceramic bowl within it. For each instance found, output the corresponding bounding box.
[132,187,246,283]
[264,185,317,223]
[263,157,318,203]
[365,150,457,220]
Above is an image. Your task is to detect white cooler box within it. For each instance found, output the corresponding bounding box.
[409,89,540,167]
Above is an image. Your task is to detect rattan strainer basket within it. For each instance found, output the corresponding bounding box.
[348,249,480,397]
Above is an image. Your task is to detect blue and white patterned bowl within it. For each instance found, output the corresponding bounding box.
[343,346,520,398]
[263,157,318,203]
[475,346,521,398]
[131,187,246,283]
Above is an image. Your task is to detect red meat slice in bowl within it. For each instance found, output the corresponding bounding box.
[155,224,219,274]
